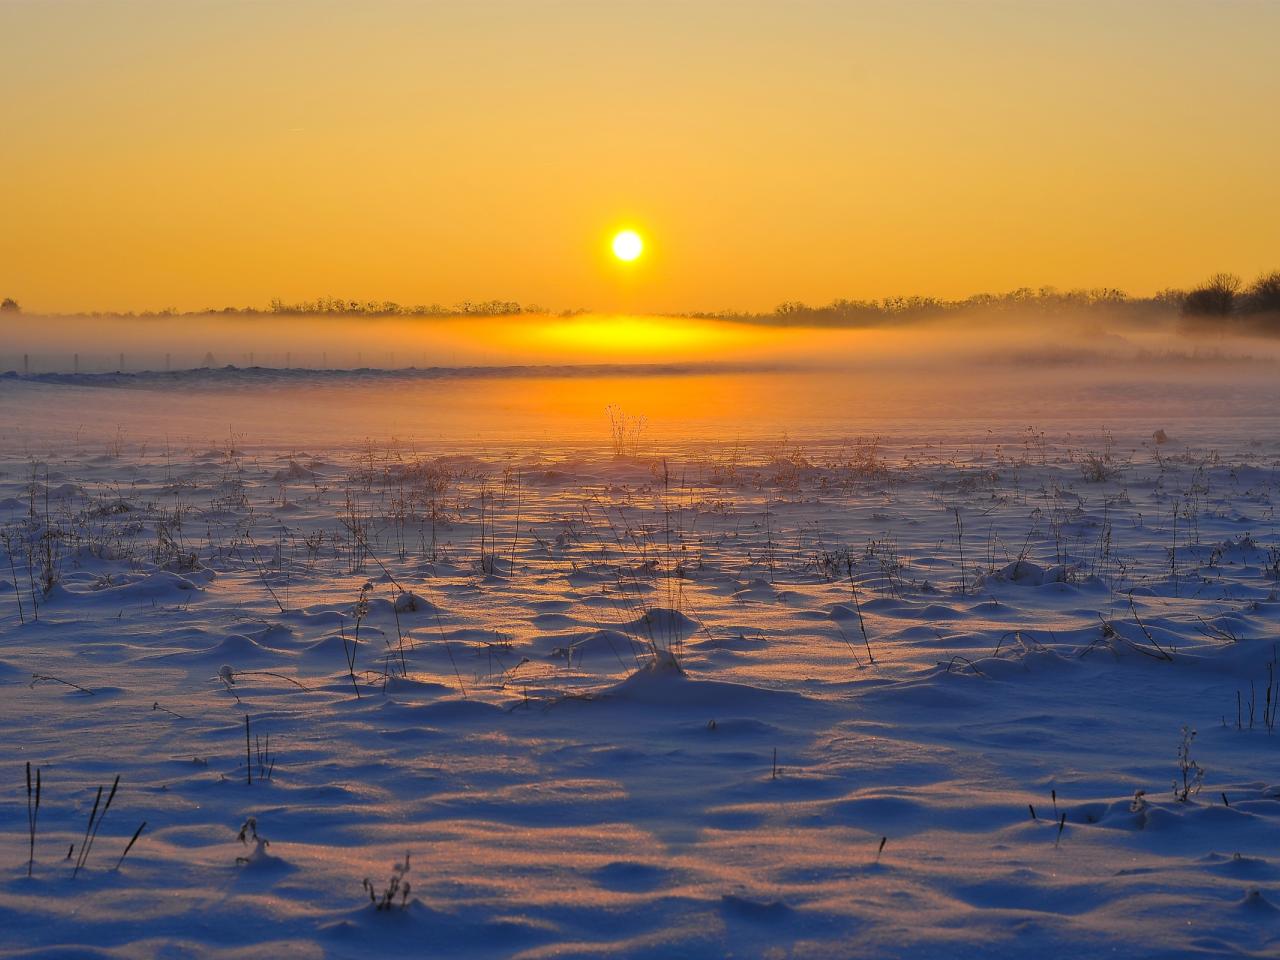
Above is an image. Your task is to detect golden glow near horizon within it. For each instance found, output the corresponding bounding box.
[612,230,644,263]
[523,315,746,361]
[2,1,1279,314]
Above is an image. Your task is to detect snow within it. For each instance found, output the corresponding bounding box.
[0,371,1278,958]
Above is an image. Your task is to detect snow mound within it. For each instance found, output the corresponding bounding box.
[270,460,319,481]
[393,591,436,614]
[623,607,701,641]
[606,656,799,708]
[361,593,440,617]
[981,560,1079,586]
[53,570,203,601]
[0,659,25,681]
[720,893,792,920]
[1237,888,1279,914]
[191,634,292,663]
[732,579,776,601]
[551,629,643,663]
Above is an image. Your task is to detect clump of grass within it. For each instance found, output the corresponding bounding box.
[583,477,698,672]
[73,775,120,878]
[1080,429,1117,482]
[1234,644,1280,733]
[606,404,646,458]
[24,765,142,876]
[257,735,275,782]
[245,714,276,783]
[363,851,412,911]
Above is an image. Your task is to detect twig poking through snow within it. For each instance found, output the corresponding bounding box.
[26,762,40,877]
[1128,595,1174,662]
[30,674,95,695]
[844,558,875,665]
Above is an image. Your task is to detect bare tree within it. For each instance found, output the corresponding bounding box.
[1244,271,1280,313]
[1182,272,1240,316]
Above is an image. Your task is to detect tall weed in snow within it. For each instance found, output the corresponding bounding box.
[1173,726,1204,802]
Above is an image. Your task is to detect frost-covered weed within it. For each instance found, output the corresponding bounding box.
[1173,726,1204,802]
[363,851,412,911]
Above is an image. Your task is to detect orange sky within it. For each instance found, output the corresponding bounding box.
[2,0,1278,314]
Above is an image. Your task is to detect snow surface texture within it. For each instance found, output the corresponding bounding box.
[1,401,1279,958]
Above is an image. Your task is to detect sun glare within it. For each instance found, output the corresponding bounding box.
[611,230,644,262]
[531,315,732,359]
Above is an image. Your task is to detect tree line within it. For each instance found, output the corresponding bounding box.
[687,271,1280,332]
[3,272,1279,331]
[1174,272,1280,322]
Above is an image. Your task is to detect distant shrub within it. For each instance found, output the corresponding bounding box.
[0,298,19,314]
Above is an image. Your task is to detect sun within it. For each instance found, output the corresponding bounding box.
[611,229,644,262]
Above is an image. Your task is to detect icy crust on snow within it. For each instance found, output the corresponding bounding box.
[0,423,1278,958]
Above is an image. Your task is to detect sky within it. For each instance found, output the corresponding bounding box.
[2,0,1278,315]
